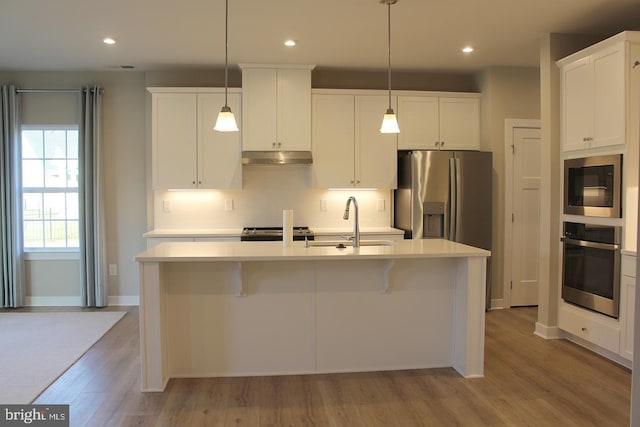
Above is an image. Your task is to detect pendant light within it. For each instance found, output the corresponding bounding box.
[380,0,400,134]
[214,0,239,132]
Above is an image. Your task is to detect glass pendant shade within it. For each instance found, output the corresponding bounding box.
[380,108,400,133]
[214,106,239,132]
[214,0,239,133]
[380,0,400,134]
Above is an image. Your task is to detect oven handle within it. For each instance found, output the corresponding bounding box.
[561,236,620,251]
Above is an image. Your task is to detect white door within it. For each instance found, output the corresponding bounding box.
[511,127,541,306]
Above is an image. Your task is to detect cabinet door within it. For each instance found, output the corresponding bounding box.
[562,57,593,151]
[152,93,198,189]
[620,274,635,360]
[198,93,242,189]
[397,96,439,150]
[355,95,398,189]
[242,68,277,150]
[439,97,480,150]
[278,68,312,151]
[311,94,355,188]
[592,45,625,148]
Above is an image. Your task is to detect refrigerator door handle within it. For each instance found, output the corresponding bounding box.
[455,156,462,242]
[449,157,456,241]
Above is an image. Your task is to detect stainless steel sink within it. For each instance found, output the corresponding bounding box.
[305,240,395,248]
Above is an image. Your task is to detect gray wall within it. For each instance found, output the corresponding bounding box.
[475,66,541,306]
[1,71,147,304]
[1,66,534,305]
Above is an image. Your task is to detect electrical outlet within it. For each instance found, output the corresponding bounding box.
[377,199,385,211]
[162,200,171,213]
[225,199,234,212]
[320,199,328,211]
[108,264,118,276]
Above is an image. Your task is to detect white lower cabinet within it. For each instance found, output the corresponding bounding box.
[558,302,620,354]
[620,253,636,360]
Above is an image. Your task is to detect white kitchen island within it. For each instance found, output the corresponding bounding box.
[135,239,490,392]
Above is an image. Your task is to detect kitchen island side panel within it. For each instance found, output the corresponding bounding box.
[314,259,455,373]
[164,261,316,377]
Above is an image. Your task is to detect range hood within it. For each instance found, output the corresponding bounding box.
[242,151,313,165]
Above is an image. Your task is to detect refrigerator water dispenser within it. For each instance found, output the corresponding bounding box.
[423,202,445,238]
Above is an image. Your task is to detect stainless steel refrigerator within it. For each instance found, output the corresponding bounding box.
[394,150,493,304]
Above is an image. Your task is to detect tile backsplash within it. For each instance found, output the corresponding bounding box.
[153,165,392,229]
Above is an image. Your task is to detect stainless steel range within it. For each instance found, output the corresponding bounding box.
[241,227,315,242]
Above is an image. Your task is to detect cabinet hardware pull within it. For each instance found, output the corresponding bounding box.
[581,327,587,332]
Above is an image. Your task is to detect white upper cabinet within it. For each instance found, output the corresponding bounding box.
[355,95,398,188]
[150,88,242,190]
[560,43,625,151]
[152,92,198,189]
[240,64,314,151]
[311,94,355,188]
[397,95,480,150]
[311,91,397,189]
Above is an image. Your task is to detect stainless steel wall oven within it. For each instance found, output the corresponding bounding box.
[563,154,622,218]
[561,222,621,318]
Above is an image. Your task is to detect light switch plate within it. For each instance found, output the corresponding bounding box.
[225,199,234,212]
[162,200,171,213]
[377,199,385,211]
[320,199,328,212]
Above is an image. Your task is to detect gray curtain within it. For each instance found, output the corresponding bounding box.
[79,86,107,307]
[0,85,25,308]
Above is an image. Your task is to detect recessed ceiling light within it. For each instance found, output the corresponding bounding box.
[284,39,296,47]
[103,37,117,45]
[462,46,474,54]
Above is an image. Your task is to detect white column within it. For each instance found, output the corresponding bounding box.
[138,262,168,391]
[452,256,486,378]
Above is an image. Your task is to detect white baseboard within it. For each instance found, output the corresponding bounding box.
[108,295,139,306]
[489,298,505,310]
[26,296,82,307]
[534,322,562,339]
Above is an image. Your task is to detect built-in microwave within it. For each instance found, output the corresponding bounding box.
[563,154,622,218]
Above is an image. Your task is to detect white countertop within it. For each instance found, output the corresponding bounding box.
[143,228,244,238]
[143,227,404,238]
[312,227,404,236]
[135,239,490,262]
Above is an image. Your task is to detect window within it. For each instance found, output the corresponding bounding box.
[22,126,79,250]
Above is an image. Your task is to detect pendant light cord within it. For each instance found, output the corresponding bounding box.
[224,0,229,108]
[387,1,392,110]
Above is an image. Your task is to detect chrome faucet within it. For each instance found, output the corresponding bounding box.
[343,196,360,247]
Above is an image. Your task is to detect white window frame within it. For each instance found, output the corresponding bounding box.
[21,124,80,258]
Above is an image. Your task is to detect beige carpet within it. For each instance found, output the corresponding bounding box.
[0,311,125,404]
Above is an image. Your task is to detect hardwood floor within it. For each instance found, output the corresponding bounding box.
[29,306,630,426]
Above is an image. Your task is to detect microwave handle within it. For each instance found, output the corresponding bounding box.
[561,236,620,251]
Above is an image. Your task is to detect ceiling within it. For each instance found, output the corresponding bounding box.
[2,0,640,74]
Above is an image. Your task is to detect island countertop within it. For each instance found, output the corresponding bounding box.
[134,238,490,263]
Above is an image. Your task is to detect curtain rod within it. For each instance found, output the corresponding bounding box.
[16,88,103,94]
[17,89,79,93]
